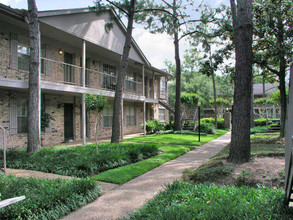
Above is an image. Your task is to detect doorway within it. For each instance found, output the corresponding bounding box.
[64,103,74,141]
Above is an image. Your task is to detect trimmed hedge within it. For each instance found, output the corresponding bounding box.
[1,143,159,178]
[254,118,267,127]
[0,175,100,219]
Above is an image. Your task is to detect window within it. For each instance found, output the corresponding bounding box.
[103,106,113,128]
[126,105,136,126]
[17,44,30,71]
[125,72,136,91]
[160,77,167,91]
[103,64,116,90]
[159,108,165,122]
[17,99,28,133]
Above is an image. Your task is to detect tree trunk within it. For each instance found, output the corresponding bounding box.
[279,57,287,137]
[212,72,217,129]
[277,14,286,138]
[173,0,182,131]
[111,0,136,143]
[228,0,253,163]
[27,0,41,153]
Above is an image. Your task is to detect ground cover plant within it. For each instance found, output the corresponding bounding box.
[1,143,159,178]
[0,175,100,220]
[126,181,293,220]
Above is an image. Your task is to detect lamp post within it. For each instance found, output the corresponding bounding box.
[198,102,201,142]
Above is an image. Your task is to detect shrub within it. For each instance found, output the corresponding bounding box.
[235,170,256,187]
[183,160,234,183]
[164,121,174,130]
[196,122,216,134]
[200,117,225,129]
[254,118,267,126]
[0,175,100,219]
[181,93,202,106]
[144,119,165,134]
[1,143,159,178]
[250,126,267,134]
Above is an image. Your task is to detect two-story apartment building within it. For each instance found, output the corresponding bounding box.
[0,4,170,148]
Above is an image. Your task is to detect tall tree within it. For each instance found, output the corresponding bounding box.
[27,0,41,153]
[92,0,137,143]
[253,0,293,137]
[137,1,224,130]
[228,0,253,163]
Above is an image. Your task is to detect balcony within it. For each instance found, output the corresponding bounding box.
[40,58,144,96]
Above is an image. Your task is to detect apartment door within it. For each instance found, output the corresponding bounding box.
[64,103,74,141]
[64,52,74,83]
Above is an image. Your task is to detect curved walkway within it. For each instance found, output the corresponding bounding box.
[63,132,231,220]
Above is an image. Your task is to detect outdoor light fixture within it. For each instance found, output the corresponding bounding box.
[58,49,63,55]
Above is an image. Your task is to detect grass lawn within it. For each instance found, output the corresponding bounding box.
[0,175,100,219]
[91,130,228,184]
[126,131,291,220]
[125,181,292,220]
[123,129,228,146]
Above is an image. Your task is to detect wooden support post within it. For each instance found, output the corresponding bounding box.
[82,40,86,145]
[121,99,124,141]
[143,101,146,135]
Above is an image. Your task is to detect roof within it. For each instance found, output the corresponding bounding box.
[253,83,278,96]
[0,4,170,76]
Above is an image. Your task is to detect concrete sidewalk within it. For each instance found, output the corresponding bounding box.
[63,132,231,220]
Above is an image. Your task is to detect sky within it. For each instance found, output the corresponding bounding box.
[0,0,229,69]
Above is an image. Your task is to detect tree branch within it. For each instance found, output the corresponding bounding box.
[106,0,129,16]
[134,8,177,20]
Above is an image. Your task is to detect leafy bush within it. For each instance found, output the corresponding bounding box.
[164,121,174,130]
[126,181,292,220]
[181,93,202,106]
[254,97,275,105]
[250,126,267,134]
[196,122,216,134]
[145,119,165,134]
[254,118,267,126]
[0,175,100,219]
[209,97,231,106]
[200,118,225,129]
[1,143,159,178]
[183,160,234,183]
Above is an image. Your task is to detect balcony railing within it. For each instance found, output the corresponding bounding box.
[41,58,144,96]
[0,57,152,97]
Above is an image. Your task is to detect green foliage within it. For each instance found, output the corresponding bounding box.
[180,93,202,106]
[183,160,234,183]
[200,117,225,129]
[126,181,292,220]
[254,97,275,105]
[1,143,159,178]
[209,97,231,106]
[41,112,55,129]
[250,126,267,134]
[235,170,255,187]
[254,118,267,126]
[144,119,165,134]
[196,122,216,135]
[85,94,108,112]
[0,175,100,220]
[164,121,174,130]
